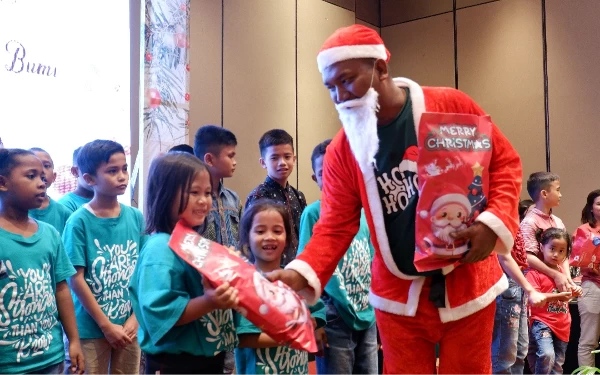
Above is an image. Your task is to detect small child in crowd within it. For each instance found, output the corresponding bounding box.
[492,196,570,374]
[28,147,72,235]
[234,199,325,374]
[0,149,85,374]
[526,228,580,374]
[63,140,146,374]
[522,172,577,292]
[194,125,242,374]
[168,144,194,154]
[245,129,306,267]
[129,152,238,374]
[58,147,94,213]
[575,189,600,367]
[298,139,378,374]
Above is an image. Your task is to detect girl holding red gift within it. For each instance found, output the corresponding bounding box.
[129,152,239,374]
[575,189,600,367]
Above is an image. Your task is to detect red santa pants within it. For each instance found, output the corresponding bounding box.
[376,281,495,374]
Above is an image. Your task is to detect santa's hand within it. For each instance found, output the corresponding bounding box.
[265,269,308,292]
[452,222,497,264]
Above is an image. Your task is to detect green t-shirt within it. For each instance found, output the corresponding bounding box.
[374,89,439,277]
[63,204,147,339]
[29,198,72,235]
[58,192,92,214]
[234,299,325,374]
[0,221,75,374]
[298,201,375,331]
[129,233,238,356]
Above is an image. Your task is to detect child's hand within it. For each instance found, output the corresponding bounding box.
[570,283,583,297]
[551,291,573,302]
[315,327,328,357]
[123,316,139,340]
[227,246,243,258]
[202,277,239,310]
[68,340,85,374]
[101,322,133,349]
[528,290,547,307]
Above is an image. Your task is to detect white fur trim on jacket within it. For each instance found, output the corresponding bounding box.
[284,259,322,305]
[438,273,508,323]
[369,277,425,316]
[317,44,387,73]
[475,211,513,255]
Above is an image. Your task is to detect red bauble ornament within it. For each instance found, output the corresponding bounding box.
[180,3,186,11]
[186,64,190,71]
[147,88,161,108]
[175,33,187,48]
[185,119,190,127]
[185,93,190,101]
[145,52,152,61]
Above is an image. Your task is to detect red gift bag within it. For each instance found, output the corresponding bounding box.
[414,113,493,272]
[168,221,317,352]
[570,227,600,269]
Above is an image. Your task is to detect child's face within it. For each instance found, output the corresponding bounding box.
[249,209,287,265]
[592,196,600,222]
[208,145,237,179]
[178,170,212,228]
[85,152,128,197]
[0,155,46,210]
[542,180,561,208]
[32,151,56,188]
[541,238,567,267]
[260,144,296,185]
[311,155,324,191]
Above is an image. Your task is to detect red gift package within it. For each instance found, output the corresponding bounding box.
[570,227,600,270]
[414,113,493,272]
[168,221,317,352]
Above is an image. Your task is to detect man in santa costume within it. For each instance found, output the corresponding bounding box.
[268,25,521,374]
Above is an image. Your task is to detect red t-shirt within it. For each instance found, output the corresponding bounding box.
[526,267,571,342]
[578,223,600,286]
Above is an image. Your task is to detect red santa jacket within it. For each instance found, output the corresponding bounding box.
[287,78,521,323]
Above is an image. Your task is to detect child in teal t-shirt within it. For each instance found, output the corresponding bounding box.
[58,146,94,214]
[128,152,239,374]
[298,139,378,375]
[234,199,326,374]
[63,140,146,374]
[28,148,72,235]
[0,148,84,374]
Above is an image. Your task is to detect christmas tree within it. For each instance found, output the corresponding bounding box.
[467,162,487,218]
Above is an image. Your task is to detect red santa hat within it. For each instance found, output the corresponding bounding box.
[419,181,471,219]
[317,24,391,73]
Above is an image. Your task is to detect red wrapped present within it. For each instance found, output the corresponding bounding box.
[168,221,317,352]
[570,227,600,270]
[414,113,493,272]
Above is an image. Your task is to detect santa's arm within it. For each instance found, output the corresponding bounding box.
[285,137,362,304]
[459,91,522,254]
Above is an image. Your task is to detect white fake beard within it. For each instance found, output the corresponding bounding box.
[335,88,380,172]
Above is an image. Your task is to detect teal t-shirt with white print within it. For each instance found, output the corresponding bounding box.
[58,192,92,214]
[0,221,75,374]
[29,198,72,235]
[63,204,147,339]
[298,201,376,331]
[129,233,238,356]
[234,299,326,374]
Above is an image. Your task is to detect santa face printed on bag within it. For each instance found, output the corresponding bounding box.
[414,113,493,272]
[419,182,471,257]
